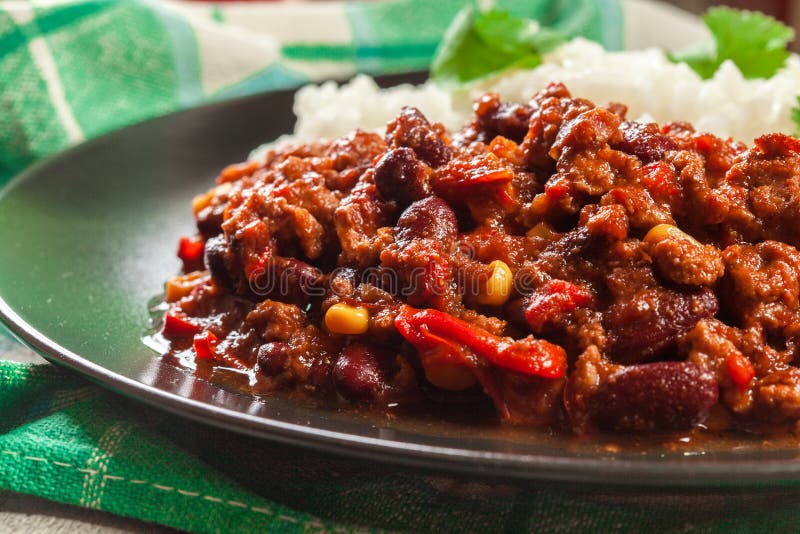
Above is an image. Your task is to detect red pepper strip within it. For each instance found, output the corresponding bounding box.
[395,306,566,379]
[177,236,205,264]
[726,352,755,391]
[193,331,219,360]
[162,312,201,338]
[525,279,593,332]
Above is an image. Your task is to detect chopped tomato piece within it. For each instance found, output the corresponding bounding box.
[193,331,219,360]
[434,153,514,201]
[641,161,679,198]
[162,312,201,338]
[726,352,755,391]
[178,237,206,270]
[544,176,571,201]
[525,279,592,332]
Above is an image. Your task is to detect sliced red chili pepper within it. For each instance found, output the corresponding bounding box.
[193,330,219,360]
[395,306,566,379]
[162,312,201,338]
[525,279,592,332]
[726,352,755,391]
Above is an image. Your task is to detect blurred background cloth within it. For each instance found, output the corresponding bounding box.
[0,0,712,185]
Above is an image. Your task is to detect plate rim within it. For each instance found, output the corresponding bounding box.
[3,82,800,487]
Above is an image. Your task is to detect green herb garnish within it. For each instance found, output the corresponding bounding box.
[670,7,794,80]
[431,6,566,85]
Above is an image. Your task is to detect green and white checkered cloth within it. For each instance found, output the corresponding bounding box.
[0,0,623,183]
[9,1,789,532]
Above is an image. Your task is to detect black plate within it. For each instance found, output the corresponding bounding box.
[3,73,800,485]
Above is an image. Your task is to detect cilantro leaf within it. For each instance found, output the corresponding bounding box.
[431,6,566,85]
[670,7,794,80]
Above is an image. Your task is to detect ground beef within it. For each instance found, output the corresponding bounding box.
[161,83,800,437]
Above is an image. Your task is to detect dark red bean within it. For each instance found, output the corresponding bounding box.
[604,286,718,364]
[307,360,333,390]
[256,342,289,376]
[616,121,678,164]
[586,361,718,432]
[204,234,236,291]
[196,202,225,238]
[395,197,458,248]
[333,343,394,400]
[385,106,452,167]
[474,93,533,143]
[374,147,432,206]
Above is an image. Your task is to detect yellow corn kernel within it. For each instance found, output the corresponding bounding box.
[477,260,513,306]
[529,193,550,215]
[165,271,207,302]
[424,362,477,391]
[527,222,557,240]
[643,223,700,246]
[324,303,369,335]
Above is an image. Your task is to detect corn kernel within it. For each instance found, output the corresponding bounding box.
[165,271,207,302]
[324,303,369,335]
[643,223,700,246]
[424,362,477,391]
[477,260,513,306]
[527,222,557,240]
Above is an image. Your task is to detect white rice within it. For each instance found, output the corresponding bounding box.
[251,38,800,162]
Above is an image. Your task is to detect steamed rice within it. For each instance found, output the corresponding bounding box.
[252,39,800,162]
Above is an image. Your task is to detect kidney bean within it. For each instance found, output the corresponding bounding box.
[307,360,333,390]
[204,234,236,291]
[333,343,394,400]
[604,286,718,364]
[474,93,533,143]
[385,106,452,167]
[374,147,432,207]
[196,201,225,237]
[586,361,718,431]
[395,197,458,248]
[256,342,289,376]
[616,121,678,164]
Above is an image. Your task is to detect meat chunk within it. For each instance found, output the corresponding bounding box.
[335,177,395,266]
[720,241,800,333]
[754,368,800,423]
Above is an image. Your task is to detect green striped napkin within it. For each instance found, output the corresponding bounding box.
[0,0,632,531]
[6,360,800,533]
